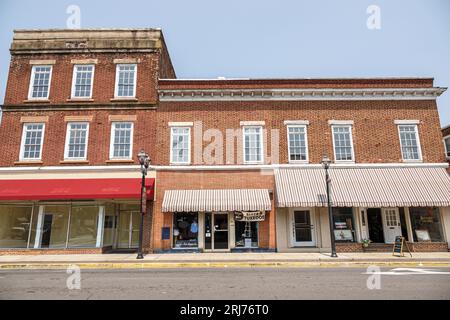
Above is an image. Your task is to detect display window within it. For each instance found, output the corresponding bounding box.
[235,221,258,248]
[410,207,444,242]
[332,207,355,242]
[173,212,198,248]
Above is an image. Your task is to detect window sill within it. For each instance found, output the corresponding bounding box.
[60,160,90,164]
[401,160,423,163]
[105,159,135,164]
[110,98,138,102]
[23,99,50,103]
[14,160,43,165]
[170,162,191,166]
[66,98,94,102]
[288,160,309,164]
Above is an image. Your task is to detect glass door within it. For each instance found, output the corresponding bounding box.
[291,209,316,247]
[117,210,140,249]
[213,213,229,250]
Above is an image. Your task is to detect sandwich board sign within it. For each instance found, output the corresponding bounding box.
[392,236,412,257]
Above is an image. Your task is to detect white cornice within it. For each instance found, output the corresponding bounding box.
[159,87,447,101]
[0,162,447,174]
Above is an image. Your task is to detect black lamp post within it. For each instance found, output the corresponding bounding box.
[321,154,337,258]
[137,149,150,260]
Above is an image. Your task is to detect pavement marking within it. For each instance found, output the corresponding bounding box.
[362,267,450,275]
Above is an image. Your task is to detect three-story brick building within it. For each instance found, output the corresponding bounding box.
[1,28,450,255]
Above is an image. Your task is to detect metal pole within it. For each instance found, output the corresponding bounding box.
[137,170,145,259]
[326,167,337,257]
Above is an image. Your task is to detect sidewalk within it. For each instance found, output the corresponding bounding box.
[1,252,450,269]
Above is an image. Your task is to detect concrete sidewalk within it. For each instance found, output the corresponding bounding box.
[1,252,450,269]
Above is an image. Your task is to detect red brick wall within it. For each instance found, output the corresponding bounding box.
[4,53,160,105]
[0,109,156,166]
[443,126,450,172]
[155,100,445,165]
[152,170,276,251]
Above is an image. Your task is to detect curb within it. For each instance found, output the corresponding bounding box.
[2,260,450,270]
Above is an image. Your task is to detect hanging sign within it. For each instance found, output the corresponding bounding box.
[235,211,266,222]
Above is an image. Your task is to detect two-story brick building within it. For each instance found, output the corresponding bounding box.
[1,28,450,255]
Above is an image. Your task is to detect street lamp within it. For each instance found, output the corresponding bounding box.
[321,154,337,258]
[137,149,150,259]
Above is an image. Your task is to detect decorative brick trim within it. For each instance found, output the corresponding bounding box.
[108,115,137,122]
[336,242,449,253]
[20,116,49,123]
[64,115,94,122]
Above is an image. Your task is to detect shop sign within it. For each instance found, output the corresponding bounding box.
[235,211,266,222]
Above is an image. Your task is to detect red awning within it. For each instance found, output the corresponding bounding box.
[0,178,155,201]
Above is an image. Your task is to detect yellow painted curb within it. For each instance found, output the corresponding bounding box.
[1,261,450,270]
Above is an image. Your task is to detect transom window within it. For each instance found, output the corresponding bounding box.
[398,125,422,161]
[170,127,191,164]
[444,136,450,158]
[64,122,89,160]
[72,65,94,98]
[243,126,263,164]
[28,66,52,99]
[20,123,45,160]
[110,122,133,159]
[332,125,354,162]
[287,125,308,162]
[115,64,137,98]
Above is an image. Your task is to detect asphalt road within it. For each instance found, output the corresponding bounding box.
[1,267,450,300]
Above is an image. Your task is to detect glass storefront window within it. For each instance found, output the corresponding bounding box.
[332,207,355,242]
[68,206,99,248]
[0,205,33,248]
[410,207,444,242]
[173,212,198,248]
[102,203,116,247]
[41,205,70,248]
[235,221,258,248]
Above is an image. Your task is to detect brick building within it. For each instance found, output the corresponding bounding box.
[1,28,450,255]
[443,125,450,171]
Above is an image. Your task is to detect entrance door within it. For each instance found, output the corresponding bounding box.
[382,208,402,244]
[204,213,229,251]
[367,208,384,243]
[291,209,316,246]
[117,211,140,249]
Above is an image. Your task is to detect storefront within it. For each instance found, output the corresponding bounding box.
[162,189,271,252]
[275,166,450,252]
[0,178,154,253]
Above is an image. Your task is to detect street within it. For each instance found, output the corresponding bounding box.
[1,267,450,300]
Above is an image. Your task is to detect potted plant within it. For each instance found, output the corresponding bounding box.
[361,239,371,248]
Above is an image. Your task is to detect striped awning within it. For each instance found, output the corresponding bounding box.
[162,189,271,212]
[275,167,450,208]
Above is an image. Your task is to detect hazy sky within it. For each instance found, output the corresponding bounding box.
[1,0,449,126]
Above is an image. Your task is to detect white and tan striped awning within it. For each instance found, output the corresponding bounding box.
[162,189,271,212]
[275,167,450,208]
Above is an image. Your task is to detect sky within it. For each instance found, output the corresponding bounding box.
[0,0,449,126]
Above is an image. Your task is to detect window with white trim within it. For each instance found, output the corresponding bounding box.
[332,125,354,162]
[170,127,191,164]
[444,136,450,158]
[110,122,133,159]
[243,126,263,164]
[71,65,94,98]
[115,64,137,98]
[20,123,45,160]
[64,122,89,160]
[28,66,52,99]
[398,124,422,161]
[287,125,308,162]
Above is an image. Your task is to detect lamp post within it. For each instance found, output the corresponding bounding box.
[137,149,150,260]
[321,154,337,258]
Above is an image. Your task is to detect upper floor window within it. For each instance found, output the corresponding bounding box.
[398,124,422,161]
[110,122,133,159]
[114,64,137,98]
[243,126,264,164]
[71,65,94,98]
[444,136,450,158]
[64,122,89,160]
[331,124,354,162]
[28,66,52,100]
[170,127,191,164]
[20,123,45,160]
[287,125,308,162]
